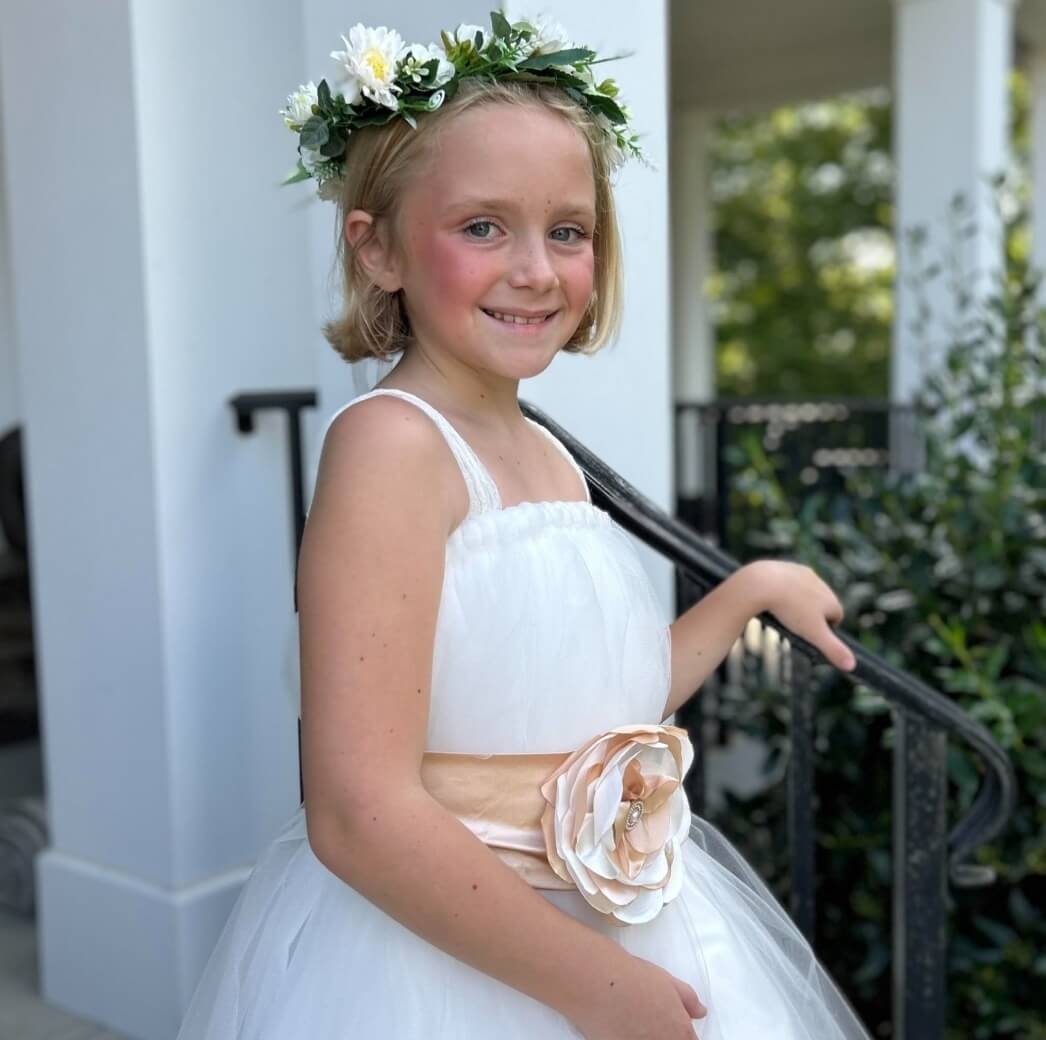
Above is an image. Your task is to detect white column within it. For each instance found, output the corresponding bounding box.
[670,108,717,501]
[0,67,19,558]
[0,1,314,1036]
[1029,51,1046,282]
[891,0,1017,405]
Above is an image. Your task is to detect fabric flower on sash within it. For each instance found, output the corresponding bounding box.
[539,724,694,926]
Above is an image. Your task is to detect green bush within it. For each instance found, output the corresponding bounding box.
[712,194,1045,1038]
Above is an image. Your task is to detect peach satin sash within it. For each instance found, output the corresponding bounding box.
[419,750,575,890]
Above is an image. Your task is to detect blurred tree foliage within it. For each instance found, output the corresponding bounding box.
[707,72,1031,398]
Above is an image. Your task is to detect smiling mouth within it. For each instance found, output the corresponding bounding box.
[481,308,557,326]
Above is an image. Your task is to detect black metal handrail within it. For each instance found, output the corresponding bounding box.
[230,389,318,803]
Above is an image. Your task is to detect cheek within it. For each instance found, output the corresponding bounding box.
[564,250,595,301]
[421,236,489,302]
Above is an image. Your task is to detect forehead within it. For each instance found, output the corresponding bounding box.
[415,103,596,215]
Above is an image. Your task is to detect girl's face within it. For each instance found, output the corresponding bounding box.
[388,102,597,384]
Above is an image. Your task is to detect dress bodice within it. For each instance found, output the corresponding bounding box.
[321,388,672,754]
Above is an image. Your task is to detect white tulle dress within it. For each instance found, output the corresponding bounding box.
[175,387,870,1039]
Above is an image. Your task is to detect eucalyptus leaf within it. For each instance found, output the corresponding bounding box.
[319,134,345,159]
[299,115,329,150]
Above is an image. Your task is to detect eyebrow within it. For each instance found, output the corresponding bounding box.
[444,196,596,221]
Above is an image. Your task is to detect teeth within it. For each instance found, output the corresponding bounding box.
[485,309,549,325]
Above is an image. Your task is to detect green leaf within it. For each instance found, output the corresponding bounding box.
[319,133,345,159]
[317,79,332,108]
[280,160,311,186]
[299,115,329,150]
[519,47,595,71]
[490,9,513,39]
[583,91,626,124]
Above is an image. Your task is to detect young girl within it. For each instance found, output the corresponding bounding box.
[177,14,871,1039]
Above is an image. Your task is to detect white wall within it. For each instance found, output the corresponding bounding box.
[0,0,313,1034]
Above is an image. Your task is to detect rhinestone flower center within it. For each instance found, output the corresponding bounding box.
[624,798,645,831]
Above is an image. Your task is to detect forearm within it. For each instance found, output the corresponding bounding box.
[308,787,630,1023]
[661,562,767,721]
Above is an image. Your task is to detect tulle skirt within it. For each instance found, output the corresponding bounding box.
[175,805,870,1038]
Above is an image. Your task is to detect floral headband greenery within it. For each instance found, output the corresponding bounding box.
[280,9,646,200]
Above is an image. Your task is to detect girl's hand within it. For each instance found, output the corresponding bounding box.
[750,560,856,672]
[569,954,707,1039]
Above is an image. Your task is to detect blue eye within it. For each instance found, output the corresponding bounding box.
[464,220,496,239]
[551,226,587,243]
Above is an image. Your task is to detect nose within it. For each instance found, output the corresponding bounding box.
[507,233,560,293]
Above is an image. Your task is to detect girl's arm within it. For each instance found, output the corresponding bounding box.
[298,398,666,1027]
[661,561,856,722]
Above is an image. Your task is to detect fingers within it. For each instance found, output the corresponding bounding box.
[673,977,707,1019]
[821,621,856,671]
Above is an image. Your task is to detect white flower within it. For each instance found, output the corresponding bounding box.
[298,145,325,174]
[503,8,572,57]
[443,23,486,52]
[338,84,362,106]
[426,89,446,111]
[539,724,693,926]
[331,24,406,111]
[529,13,572,55]
[280,81,318,130]
[401,42,455,89]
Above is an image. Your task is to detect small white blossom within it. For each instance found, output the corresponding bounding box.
[502,8,571,57]
[427,89,446,111]
[280,81,318,130]
[401,42,455,88]
[529,13,572,55]
[298,145,325,174]
[331,24,406,111]
[444,23,486,52]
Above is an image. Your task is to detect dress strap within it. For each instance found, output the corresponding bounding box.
[526,419,592,504]
[322,388,501,518]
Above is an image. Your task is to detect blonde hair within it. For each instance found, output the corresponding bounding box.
[322,78,624,363]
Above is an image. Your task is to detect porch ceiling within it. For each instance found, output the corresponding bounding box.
[671,0,1046,113]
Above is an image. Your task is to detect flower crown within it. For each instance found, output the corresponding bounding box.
[280,10,646,201]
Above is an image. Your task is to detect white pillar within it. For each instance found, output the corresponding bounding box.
[0,66,19,558]
[1029,51,1046,282]
[891,0,1017,405]
[0,1,314,1035]
[670,108,717,501]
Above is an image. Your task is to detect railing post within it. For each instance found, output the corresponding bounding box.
[229,389,318,804]
[893,710,948,1040]
[786,647,816,940]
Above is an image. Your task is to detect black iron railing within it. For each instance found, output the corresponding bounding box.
[234,388,1018,1040]
[673,398,924,546]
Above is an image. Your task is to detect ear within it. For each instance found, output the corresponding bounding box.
[344,209,402,292]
